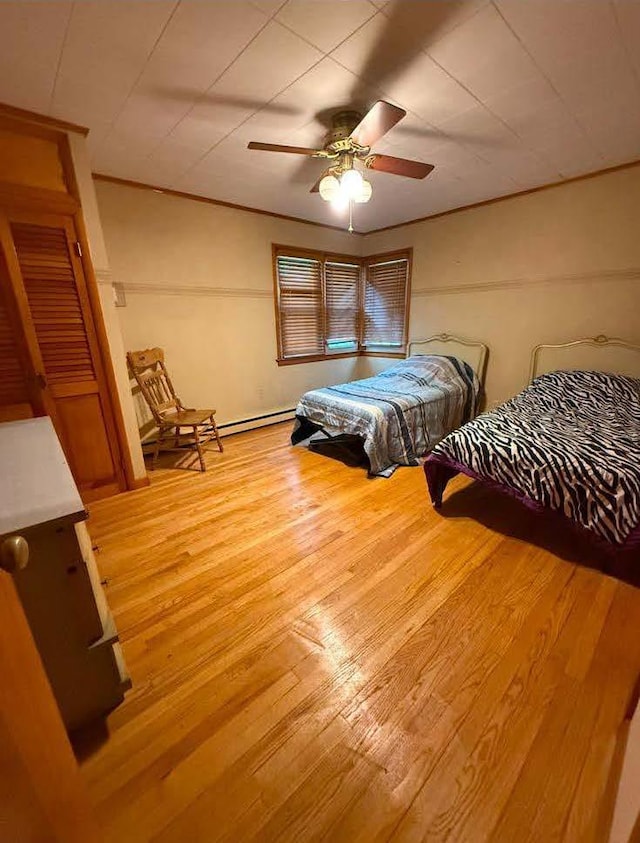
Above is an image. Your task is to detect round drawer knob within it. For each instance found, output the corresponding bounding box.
[0,535,29,573]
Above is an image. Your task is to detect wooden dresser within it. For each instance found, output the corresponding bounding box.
[0,417,129,730]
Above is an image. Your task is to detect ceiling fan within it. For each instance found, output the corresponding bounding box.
[247,101,434,226]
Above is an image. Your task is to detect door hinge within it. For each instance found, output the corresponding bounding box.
[74,241,83,258]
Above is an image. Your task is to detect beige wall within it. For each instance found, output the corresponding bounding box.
[363,165,640,405]
[94,180,363,431]
[94,164,640,439]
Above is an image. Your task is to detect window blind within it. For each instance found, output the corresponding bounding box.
[273,246,411,363]
[362,257,409,350]
[324,260,360,351]
[276,254,323,359]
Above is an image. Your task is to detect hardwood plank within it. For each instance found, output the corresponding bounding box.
[563,584,640,843]
[78,423,640,843]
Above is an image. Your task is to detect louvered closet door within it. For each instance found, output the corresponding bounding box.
[0,233,50,422]
[5,212,124,500]
[0,265,34,421]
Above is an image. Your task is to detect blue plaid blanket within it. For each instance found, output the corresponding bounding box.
[292,355,479,476]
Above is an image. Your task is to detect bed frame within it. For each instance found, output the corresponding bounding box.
[425,332,640,557]
[529,334,640,382]
[407,333,489,387]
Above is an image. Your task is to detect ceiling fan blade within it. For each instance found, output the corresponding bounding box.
[366,154,434,179]
[350,101,406,148]
[247,141,321,156]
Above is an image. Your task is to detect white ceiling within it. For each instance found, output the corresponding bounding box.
[0,0,639,232]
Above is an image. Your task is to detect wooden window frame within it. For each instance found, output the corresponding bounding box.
[272,244,412,366]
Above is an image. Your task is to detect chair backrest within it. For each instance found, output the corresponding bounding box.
[126,347,182,424]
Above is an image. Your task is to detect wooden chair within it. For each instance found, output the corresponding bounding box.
[126,347,223,472]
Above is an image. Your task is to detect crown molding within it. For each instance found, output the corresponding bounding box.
[367,158,640,235]
[92,173,364,236]
[94,158,640,238]
[412,266,640,298]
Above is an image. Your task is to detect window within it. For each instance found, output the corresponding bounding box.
[274,253,323,359]
[362,253,411,353]
[325,260,360,352]
[273,245,411,365]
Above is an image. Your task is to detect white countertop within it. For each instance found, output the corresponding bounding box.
[0,417,85,534]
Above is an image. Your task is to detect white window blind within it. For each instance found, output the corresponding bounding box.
[362,256,409,350]
[324,260,360,351]
[276,254,323,359]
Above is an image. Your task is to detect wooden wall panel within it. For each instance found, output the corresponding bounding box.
[0,130,66,193]
[55,394,119,489]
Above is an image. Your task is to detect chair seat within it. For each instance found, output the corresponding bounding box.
[161,409,216,427]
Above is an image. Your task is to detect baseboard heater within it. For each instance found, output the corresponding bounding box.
[141,407,296,452]
[218,407,296,436]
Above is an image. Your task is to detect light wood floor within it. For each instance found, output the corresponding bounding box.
[80,422,640,843]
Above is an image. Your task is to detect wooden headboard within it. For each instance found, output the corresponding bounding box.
[529,334,640,381]
[407,333,489,386]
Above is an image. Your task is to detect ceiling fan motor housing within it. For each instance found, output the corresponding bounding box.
[327,110,367,154]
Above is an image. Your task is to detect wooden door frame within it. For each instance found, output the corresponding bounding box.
[71,203,144,491]
[61,135,144,492]
[0,105,144,492]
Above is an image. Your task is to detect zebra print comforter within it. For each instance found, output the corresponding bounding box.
[425,370,640,547]
[292,355,479,476]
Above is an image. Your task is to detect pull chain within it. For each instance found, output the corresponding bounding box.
[348,200,354,233]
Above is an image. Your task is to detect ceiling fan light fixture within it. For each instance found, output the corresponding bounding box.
[318,174,340,201]
[354,178,372,203]
[340,167,364,199]
[330,193,349,213]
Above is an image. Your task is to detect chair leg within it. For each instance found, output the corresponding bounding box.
[151,427,165,470]
[193,425,206,472]
[152,428,162,469]
[174,426,180,449]
[211,415,224,452]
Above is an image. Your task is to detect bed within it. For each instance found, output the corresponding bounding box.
[424,335,640,552]
[292,334,488,477]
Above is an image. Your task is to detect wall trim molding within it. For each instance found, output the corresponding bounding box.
[106,267,638,301]
[95,268,114,286]
[93,172,362,236]
[412,266,640,298]
[120,281,272,299]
